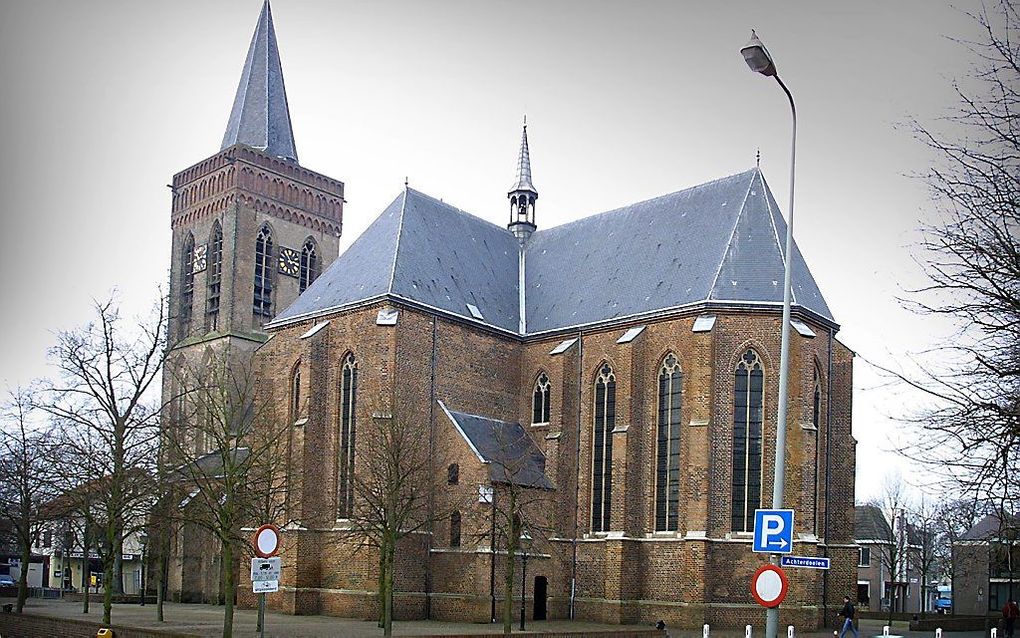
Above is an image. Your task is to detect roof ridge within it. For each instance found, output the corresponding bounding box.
[532,168,758,238]
[386,188,409,294]
[758,169,797,305]
[404,187,511,234]
[707,170,758,299]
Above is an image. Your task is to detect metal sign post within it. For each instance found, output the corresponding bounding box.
[251,525,281,638]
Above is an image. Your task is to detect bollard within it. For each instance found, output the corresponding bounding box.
[936,629,942,638]
[992,629,998,638]
[884,627,890,638]
[96,630,114,638]
[746,624,753,638]
[704,624,710,638]
[788,626,795,638]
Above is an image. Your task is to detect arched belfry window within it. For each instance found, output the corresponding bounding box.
[179,233,195,333]
[591,363,616,533]
[253,225,274,318]
[655,353,682,532]
[299,238,318,294]
[532,373,551,424]
[206,221,223,328]
[732,349,764,532]
[337,353,358,519]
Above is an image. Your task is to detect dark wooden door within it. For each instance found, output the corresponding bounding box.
[534,576,547,620]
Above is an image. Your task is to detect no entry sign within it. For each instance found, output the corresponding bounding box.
[253,524,281,558]
[750,564,788,608]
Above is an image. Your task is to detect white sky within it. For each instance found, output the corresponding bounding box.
[0,0,985,504]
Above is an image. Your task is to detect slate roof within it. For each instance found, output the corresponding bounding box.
[221,1,298,163]
[960,513,1020,541]
[440,402,553,490]
[855,504,892,542]
[272,168,835,334]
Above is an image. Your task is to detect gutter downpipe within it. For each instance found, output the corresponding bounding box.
[426,315,438,618]
[822,325,834,626]
[570,329,583,620]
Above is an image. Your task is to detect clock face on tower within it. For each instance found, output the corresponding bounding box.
[278,247,300,278]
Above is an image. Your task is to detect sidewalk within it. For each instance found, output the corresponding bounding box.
[0,598,988,638]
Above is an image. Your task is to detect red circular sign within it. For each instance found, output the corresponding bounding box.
[750,564,788,608]
[253,524,281,558]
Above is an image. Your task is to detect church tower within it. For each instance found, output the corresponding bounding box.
[507,121,537,244]
[167,0,343,350]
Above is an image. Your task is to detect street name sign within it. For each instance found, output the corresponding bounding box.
[752,509,794,554]
[779,556,830,570]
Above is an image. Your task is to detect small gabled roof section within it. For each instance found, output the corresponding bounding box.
[960,513,1020,542]
[439,401,553,490]
[221,1,299,162]
[855,504,892,542]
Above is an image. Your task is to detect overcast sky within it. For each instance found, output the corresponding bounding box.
[0,0,985,503]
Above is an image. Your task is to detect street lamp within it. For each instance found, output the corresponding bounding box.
[519,528,532,631]
[138,532,148,606]
[741,29,798,638]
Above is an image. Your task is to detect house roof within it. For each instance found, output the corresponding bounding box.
[855,504,892,542]
[961,513,1020,541]
[440,402,553,490]
[272,168,835,334]
[221,1,298,162]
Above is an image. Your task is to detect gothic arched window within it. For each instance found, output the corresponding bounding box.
[337,353,358,519]
[290,362,302,423]
[450,511,461,547]
[591,363,616,532]
[179,233,195,333]
[253,224,274,318]
[732,349,764,532]
[299,238,318,293]
[447,463,459,485]
[655,353,682,532]
[206,221,223,329]
[532,373,551,424]
[813,368,822,430]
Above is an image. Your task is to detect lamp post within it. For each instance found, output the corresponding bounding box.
[519,528,532,631]
[138,532,148,606]
[741,29,797,638]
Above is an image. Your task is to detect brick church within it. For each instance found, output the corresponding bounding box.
[164,1,857,629]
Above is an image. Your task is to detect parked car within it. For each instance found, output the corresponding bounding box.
[935,597,952,613]
[0,574,15,587]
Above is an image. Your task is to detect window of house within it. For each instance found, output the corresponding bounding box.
[206,221,223,328]
[253,225,274,317]
[450,511,461,547]
[447,463,459,485]
[655,353,682,532]
[591,363,615,533]
[532,373,551,424]
[732,349,764,532]
[337,353,358,519]
[859,547,871,567]
[180,233,195,333]
[299,238,318,293]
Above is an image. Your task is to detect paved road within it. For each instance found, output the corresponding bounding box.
[2,598,990,638]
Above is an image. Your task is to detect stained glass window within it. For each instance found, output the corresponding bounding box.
[591,363,615,532]
[655,354,682,532]
[732,349,764,532]
[532,373,551,424]
[337,353,358,518]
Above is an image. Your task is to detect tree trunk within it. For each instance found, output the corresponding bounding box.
[156,527,168,622]
[112,531,124,595]
[103,522,115,624]
[383,537,394,638]
[221,540,235,638]
[15,523,30,613]
[377,544,386,628]
[81,523,90,615]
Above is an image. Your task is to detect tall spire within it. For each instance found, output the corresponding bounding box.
[221,0,299,163]
[508,120,537,244]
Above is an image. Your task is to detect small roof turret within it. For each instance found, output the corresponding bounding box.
[221,0,299,163]
[508,122,537,197]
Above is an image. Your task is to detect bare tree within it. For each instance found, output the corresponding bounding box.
[162,349,290,638]
[344,414,435,637]
[871,474,913,624]
[889,0,1020,514]
[39,296,167,624]
[0,387,57,613]
[913,495,944,616]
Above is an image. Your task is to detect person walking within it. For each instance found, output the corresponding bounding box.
[839,595,859,638]
[1003,599,1020,638]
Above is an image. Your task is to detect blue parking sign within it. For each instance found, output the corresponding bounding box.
[752,509,794,553]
